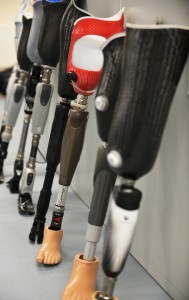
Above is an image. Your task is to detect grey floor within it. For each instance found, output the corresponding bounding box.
[0,98,172,300]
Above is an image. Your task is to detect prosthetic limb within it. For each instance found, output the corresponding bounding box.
[62,11,162,298]
[17,6,54,215]
[62,32,125,300]
[28,0,76,243]
[19,1,79,216]
[36,103,89,264]
[0,0,29,137]
[92,23,189,300]
[7,0,47,193]
[36,2,125,265]
[7,64,42,193]
[29,0,90,243]
[17,67,54,215]
[0,14,32,183]
[9,0,71,194]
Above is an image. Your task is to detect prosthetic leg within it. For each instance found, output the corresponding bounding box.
[0,14,32,183]
[0,0,29,143]
[17,0,54,215]
[29,0,91,243]
[9,1,84,196]
[62,10,164,298]
[18,0,80,215]
[7,64,42,193]
[36,2,125,265]
[92,23,189,300]
[9,1,68,193]
[7,0,48,194]
[28,0,78,241]
[62,32,125,300]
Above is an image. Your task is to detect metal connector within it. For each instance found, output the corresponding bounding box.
[41,67,53,84]
[17,70,28,85]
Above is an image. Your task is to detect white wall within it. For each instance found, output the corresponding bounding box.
[71,1,189,300]
[0,1,22,68]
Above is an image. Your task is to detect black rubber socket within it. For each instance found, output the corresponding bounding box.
[114,185,142,210]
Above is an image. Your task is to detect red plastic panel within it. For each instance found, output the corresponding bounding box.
[67,11,125,95]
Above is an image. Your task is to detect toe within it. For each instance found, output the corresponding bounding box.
[55,254,61,265]
[43,254,51,265]
[36,250,44,263]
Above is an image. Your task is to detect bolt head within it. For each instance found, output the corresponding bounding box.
[107,150,123,168]
[95,95,109,111]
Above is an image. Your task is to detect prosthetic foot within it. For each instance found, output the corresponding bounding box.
[18,192,35,215]
[36,226,63,265]
[7,158,24,193]
[29,216,46,243]
[62,254,99,300]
